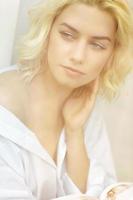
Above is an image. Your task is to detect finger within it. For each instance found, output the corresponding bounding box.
[80,76,100,100]
[84,77,100,105]
[70,76,100,99]
[88,76,100,97]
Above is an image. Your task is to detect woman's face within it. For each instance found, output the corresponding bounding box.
[47,3,116,88]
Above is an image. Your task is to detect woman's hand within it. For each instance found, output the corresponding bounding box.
[62,77,100,133]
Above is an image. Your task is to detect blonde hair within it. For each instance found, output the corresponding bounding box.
[17,0,133,100]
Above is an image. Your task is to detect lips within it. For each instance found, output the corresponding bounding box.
[62,65,86,75]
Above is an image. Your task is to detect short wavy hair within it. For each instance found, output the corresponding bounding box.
[17,0,133,100]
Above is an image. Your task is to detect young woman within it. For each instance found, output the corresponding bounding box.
[0,0,132,199]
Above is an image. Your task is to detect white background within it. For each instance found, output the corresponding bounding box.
[0,0,133,181]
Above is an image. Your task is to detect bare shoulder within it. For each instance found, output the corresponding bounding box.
[0,68,27,120]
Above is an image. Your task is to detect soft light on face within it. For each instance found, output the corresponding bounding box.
[47,3,116,89]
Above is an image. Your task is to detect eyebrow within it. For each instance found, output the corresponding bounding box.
[91,36,112,42]
[59,22,112,42]
[60,23,79,33]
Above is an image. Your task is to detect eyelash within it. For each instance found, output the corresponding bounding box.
[59,31,74,40]
[59,31,106,49]
[90,43,106,50]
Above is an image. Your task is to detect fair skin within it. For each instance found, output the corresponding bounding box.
[0,3,116,198]
[26,4,115,192]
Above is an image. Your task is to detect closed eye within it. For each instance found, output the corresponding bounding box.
[59,31,74,40]
[90,42,106,50]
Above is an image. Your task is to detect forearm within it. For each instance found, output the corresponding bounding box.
[65,127,90,193]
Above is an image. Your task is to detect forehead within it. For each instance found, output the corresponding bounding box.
[54,3,116,37]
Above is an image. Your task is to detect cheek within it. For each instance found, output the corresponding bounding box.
[91,66,103,76]
[48,32,68,61]
[83,54,111,82]
[80,67,102,86]
[86,58,106,75]
[87,52,111,72]
[86,67,101,82]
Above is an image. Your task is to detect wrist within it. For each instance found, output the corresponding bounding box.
[65,127,84,145]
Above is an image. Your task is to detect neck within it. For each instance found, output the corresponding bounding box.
[28,68,74,110]
[25,68,73,136]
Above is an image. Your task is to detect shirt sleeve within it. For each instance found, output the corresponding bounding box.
[0,136,36,200]
[61,108,117,197]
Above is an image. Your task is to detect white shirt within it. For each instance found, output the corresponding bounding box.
[0,65,116,200]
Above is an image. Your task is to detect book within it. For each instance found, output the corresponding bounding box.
[100,182,133,200]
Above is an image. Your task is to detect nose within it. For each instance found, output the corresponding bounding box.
[70,41,87,65]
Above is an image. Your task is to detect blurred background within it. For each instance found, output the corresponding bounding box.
[0,0,133,181]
